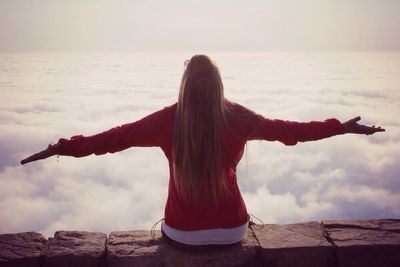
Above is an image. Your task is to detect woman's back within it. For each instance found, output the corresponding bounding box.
[161,102,253,231]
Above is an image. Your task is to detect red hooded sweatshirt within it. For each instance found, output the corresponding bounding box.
[58,102,344,230]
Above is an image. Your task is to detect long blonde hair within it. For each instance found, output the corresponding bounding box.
[173,55,229,206]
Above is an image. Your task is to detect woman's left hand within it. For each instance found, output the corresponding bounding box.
[342,116,385,135]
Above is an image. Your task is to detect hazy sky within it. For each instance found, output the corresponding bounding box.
[1,0,400,52]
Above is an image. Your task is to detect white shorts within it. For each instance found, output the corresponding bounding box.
[161,220,249,245]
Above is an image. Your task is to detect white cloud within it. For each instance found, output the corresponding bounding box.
[0,52,399,237]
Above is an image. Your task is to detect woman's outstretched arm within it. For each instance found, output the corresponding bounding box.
[20,105,174,165]
[249,115,385,145]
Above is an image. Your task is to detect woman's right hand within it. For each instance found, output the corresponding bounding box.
[20,143,61,165]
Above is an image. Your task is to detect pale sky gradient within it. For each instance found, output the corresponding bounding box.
[1,0,400,52]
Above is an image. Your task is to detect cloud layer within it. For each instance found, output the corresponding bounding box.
[0,51,399,237]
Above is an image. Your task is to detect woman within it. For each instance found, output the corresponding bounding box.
[21,54,384,249]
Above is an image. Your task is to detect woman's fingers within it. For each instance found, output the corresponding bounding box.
[351,116,361,123]
[363,125,385,135]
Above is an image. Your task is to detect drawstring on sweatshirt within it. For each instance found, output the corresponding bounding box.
[151,218,165,240]
[248,213,264,230]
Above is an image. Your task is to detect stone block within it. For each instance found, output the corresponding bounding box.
[253,221,335,267]
[322,219,400,267]
[0,232,47,267]
[106,229,258,267]
[43,230,107,267]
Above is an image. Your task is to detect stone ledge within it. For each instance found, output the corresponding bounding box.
[254,221,334,267]
[107,230,258,266]
[43,231,107,267]
[322,219,400,267]
[0,219,399,267]
[0,232,47,267]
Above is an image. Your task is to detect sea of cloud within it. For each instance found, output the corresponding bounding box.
[0,51,399,237]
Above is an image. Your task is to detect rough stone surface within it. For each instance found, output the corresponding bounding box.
[1,219,400,267]
[253,221,335,267]
[0,232,47,267]
[106,229,259,267]
[323,219,400,267]
[43,231,107,267]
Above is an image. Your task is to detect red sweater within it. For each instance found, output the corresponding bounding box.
[58,102,345,230]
